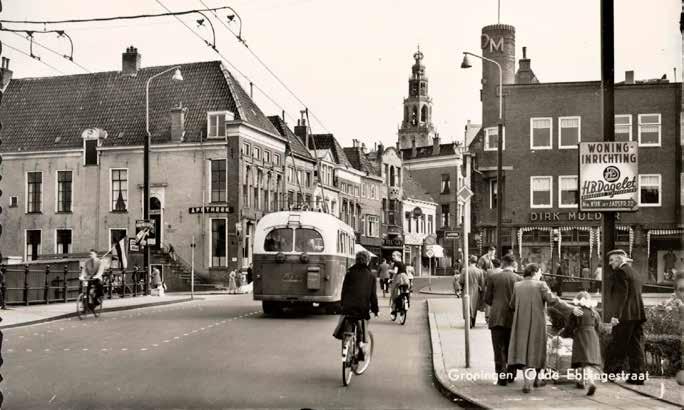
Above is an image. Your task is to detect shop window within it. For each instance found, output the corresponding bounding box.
[530,176,552,208]
[530,118,552,149]
[559,117,581,149]
[616,230,630,243]
[639,174,661,206]
[638,114,661,147]
[485,126,505,151]
[559,175,578,208]
[615,115,632,141]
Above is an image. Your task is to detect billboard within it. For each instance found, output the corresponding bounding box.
[579,142,638,212]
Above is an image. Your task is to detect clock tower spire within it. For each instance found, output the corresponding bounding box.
[398,46,436,149]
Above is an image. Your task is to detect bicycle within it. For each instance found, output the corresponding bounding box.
[76,279,103,320]
[390,285,410,325]
[341,316,374,386]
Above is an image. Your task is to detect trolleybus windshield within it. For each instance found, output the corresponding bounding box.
[263,227,324,253]
[295,229,324,253]
[264,228,293,252]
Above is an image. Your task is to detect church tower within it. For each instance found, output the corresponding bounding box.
[398,48,436,149]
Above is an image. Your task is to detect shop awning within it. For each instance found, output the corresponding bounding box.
[354,244,377,258]
[426,244,445,258]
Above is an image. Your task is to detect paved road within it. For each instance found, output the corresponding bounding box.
[2,294,458,409]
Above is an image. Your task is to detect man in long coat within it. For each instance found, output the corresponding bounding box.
[459,255,485,328]
[604,249,646,384]
[484,254,521,386]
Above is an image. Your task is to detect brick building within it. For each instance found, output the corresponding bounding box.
[0,47,297,287]
[468,24,683,284]
[401,171,438,276]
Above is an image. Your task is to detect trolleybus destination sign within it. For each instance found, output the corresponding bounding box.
[579,141,638,212]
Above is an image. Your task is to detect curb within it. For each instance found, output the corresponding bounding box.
[420,287,455,295]
[426,299,489,409]
[0,297,196,330]
[610,380,683,408]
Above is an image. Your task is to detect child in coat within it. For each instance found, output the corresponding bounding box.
[560,291,602,396]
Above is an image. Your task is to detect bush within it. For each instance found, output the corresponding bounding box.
[643,305,679,336]
[644,334,681,377]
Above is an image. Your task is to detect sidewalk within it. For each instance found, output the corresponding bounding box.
[427,298,681,409]
[0,294,193,329]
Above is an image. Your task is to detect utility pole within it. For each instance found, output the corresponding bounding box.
[191,236,196,300]
[600,0,615,320]
[462,152,472,368]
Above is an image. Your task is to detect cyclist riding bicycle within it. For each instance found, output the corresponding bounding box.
[333,251,379,360]
[390,269,411,316]
[79,249,105,309]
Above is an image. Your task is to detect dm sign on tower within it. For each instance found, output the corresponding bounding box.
[579,142,638,212]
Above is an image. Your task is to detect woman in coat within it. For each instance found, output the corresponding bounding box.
[459,255,485,328]
[508,263,581,393]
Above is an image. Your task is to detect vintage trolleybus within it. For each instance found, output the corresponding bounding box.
[252,211,356,314]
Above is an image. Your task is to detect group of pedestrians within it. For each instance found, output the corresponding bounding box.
[376,251,413,315]
[457,246,648,396]
[227,265,253,294]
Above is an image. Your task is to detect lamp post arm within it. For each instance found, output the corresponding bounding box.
[463,52,503,120]
[146,65,182,137]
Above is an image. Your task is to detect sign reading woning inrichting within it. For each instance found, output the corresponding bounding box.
[579,142,638,212]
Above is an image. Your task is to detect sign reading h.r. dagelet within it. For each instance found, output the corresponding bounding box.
[579,142,638,212]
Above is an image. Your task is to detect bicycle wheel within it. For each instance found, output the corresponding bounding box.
[400,307,407,325]
[353,331,373,375]
[342,334,354,386]
[76,293,86,320]
[91,297,103,318]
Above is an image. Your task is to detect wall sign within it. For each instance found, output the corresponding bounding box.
[383,238,403,247]
[529,211,603,222]
[189,206,234,214]
[579,142,638,212]
[481,33,503,53]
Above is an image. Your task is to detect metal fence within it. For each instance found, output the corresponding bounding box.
[0,264,149,308]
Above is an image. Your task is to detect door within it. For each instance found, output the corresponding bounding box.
[150,197,162,251]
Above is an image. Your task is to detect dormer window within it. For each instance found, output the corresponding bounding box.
[81,127,106,166]
[207,111,235,139]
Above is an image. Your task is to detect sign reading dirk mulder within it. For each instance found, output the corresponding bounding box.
[579,141,639,212]
[189,206,234,214]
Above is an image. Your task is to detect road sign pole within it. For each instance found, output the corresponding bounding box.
[191,235,196,300]
[463,153,472,369]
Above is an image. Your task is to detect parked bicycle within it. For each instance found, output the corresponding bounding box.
[76,279,102,319]
[341,316,374,386]
[390,284,410,325]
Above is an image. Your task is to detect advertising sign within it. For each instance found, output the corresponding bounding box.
[579,142,638,212]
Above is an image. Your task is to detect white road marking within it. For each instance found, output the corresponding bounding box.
[101,348,108,351]
[26,349,32,352]
[7,349,13,353]
[44,349,50,352]
[121,348,128,351]
[173,336,180,340]
[163,340,170,343]
[64,348,70,351]
[82,348,88,351]
[152,344,159,347]
[140,348,148,351]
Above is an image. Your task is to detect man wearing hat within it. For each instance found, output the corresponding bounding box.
[604,249,646,384]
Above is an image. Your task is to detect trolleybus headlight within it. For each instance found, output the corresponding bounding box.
[300,253,310,264]
[276,252,286,263]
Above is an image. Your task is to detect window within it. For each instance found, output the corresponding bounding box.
[111,169,128,211]
[9,196,18,208]
[265,228,293,252]
[26,230,41,260]
[489,180,497,209]
[615,115,632,141]
[210,160,227,203]
[371,185,376,199]
[639,174,661,206]
[638,114,661,146]
[211,219,227,266]
[427,215,434,234]
[559,116,581,149]
[264,151,271,164]
[295,229,324,252]
[207,111,234,138]
[485,126,505,151]
[253,147,261,161]
[56,171,73,212]
[287,167,294,184]
[441,204,450,227]
[559,175,578,208]
[56,229,72,254]
[288,191,294,208]
[530,118,552,149]
[243,166,251,208]
[405,212,412,233]
[274,153,281,166]
[306,172,312,188]
[26,171,42,213]
[530,176,552,208]
[241,142,250,156]
[296,170,303,185]
[354,186,360,197]
[366,215,379,237]
[441,174,451,194]
[84,139,98,166]
[389,166,395,186]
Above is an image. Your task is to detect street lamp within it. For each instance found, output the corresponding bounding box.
[461,51,504,257]
[144,66,183,293]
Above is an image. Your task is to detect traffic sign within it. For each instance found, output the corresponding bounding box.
[458,186,474,203]
[425,247,434,258]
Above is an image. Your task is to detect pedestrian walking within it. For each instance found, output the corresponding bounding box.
[559,291,602,396]
[483,254,521,386]
[246,264,253,284]
[459,255,485,328]
[483,258,502,323]
[378,259,391,296]
[508,263,582,393]
[478,245,495,271]
[604,249,647,384]
[150,267,163,296]
[227,270,238,294]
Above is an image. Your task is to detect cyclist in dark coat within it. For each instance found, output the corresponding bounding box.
[334,251,379,344]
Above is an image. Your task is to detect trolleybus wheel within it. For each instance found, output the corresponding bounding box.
[262,301,281,316]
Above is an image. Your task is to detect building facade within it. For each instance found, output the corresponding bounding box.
[468,24,683,284]
[402,172,438,276]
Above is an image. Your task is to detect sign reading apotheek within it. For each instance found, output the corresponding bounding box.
[579,142,638,212]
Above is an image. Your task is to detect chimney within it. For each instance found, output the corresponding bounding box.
[411,137,417,158]
[122,46,141,76]
[361,142,367,153]
[170,103,187,142]
[432,134,440,155]
[625,70,634,84]
[0,57,13,90]
[515,46,538,84]
[352,139,360,148]
[377,143,384,168]
[294,118,308,147]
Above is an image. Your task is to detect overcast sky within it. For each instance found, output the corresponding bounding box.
[1,0,681,148]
